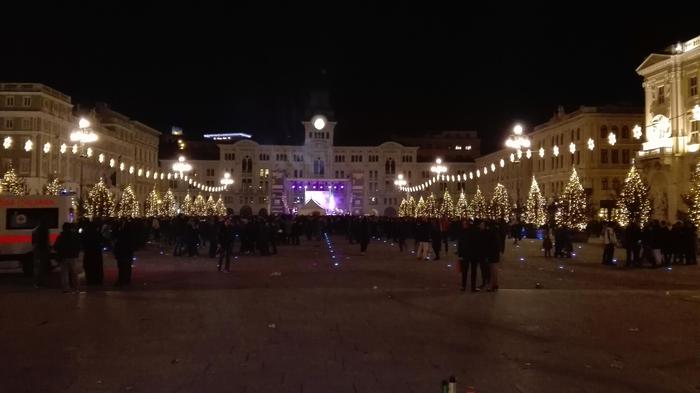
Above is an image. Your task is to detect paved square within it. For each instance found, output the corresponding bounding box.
[1,236,699,393]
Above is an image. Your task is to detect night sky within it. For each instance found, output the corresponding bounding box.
[2,4,698,153]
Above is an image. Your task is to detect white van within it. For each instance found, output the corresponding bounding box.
[0,195,74,275]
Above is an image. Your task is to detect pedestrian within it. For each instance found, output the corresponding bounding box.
[602,222,617,265]
[457,219,481,292]
[357,217,370,254]
[114,220,135,286]
[415,218,432,260]
[430,220,442,260]
[31,219,50,287]
[485,221,501,291]
[54,222,82,293]
[81,220,104,285]
[218,219,234,272]
[542,227,553,258]
[624,222,641,267]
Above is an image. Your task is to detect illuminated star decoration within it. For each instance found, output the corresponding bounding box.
[632,125,643,139]
[587,138,595,150]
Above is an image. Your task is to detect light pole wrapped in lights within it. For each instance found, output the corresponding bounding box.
[394,173,407,190]
[70,117,98,200]
[429,158,447,193]
[220,172,234,187]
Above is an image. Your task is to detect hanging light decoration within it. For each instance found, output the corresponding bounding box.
[43,142,51,153]
[553,145,560,157]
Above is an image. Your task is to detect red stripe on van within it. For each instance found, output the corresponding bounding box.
[0,233,59,244]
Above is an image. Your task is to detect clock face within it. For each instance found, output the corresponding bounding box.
[311,115,327,130]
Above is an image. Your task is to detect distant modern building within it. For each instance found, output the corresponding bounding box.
[474,105,643,219]
[0,83,161,201]
[636,34,700,221]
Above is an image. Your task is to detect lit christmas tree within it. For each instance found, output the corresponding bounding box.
[144,186,161,217]
[456,191,470,218]
[469,186,488,220]
[182,192,193,216]
[614,165,651,227]
[425,193,438,218]
[116,185,140,218]
[1,167,27,195]
[414,196,427,217]
[161,189,178,217]
[193,193,206,216]
[522,176,547,226]
[406,195,416,218]
[555,168,588,230]
[489,183,512,222]
[86,178,114,219]
[43,177,63,196]
[439,190,455,218]
[398,198,409,217]
[215,196,227,216]
[205,195,216,216]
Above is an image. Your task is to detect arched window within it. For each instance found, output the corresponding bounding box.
[600,125,608,139]
[621,125,629,139]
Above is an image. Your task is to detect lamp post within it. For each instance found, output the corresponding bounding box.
[430,158,448,193]
[220,172,234,187]
[70,117,98,200]
[504,124,530,217]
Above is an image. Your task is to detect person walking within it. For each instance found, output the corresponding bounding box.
[457,220,481,292]
[485,221,501,291]
[54,222,82,293]
[430,220,442,260]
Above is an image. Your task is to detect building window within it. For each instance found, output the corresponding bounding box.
[22,96,31,107]
[5,96,15,106]
[690,76,698,97]
[206,168,215,177]
[576,151,580,165]
[658,86,665,104]
[4,119,14,129]
[621,126,629,139]
[622,149,630,164]
[691,121,700,144]
[611,149,619,164]
[601,149,608,164]
[612,178,620,191]
[19,158,30,175]
[224,153,235,160]
[576,128,580,140]
[384,158,395,175]
[21,118,30,129]
[169,180,178,189]
[600,125,608,139]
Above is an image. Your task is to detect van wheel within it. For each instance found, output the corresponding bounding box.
[21,255,34,277]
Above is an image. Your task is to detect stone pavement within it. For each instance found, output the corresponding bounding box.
[0,235,699,393]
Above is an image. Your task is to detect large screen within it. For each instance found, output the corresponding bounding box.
[304,191,336,211]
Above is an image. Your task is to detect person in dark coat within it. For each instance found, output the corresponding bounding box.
[114,220,135,286]
[430,220,442,260]
[624,222,641,267]
[217,219,234,272]
[31,220,50,287]
[81,220,104,285]
[357,217,370,254]
[485,222,501,291]
[475,221,491,288]
[683,221,697,265]
[54,222,82,293]
[457,220,481,292]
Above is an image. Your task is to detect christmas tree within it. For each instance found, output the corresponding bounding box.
[182,192,193,216]
[1,167,27,195]
[215,196,227,216]
[414,196,427,217]
[193,193,206,216]
[522,176,547,226]
[116,185,140,218]
[489,183,512,222]
[398,198,409,217]
[469,186,488,220]
[425,193,438,218]
[43,177,63,196]
[555,168,588,230]
[160,189,178,217]
[614,165,651,227]
[86,178,114,219]
[439,190,455,218]
[144,187,161,217]
[456,191,470,219]
[205,195,216,216]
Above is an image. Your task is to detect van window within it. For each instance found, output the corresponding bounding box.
[6,208,59,230]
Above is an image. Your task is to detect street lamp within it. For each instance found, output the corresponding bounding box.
[430,158,448,193]
[70,117,98,200]
[394,173,407,190]
[172,155,192,174]
[220,172,234,187]
[505,124,530,217]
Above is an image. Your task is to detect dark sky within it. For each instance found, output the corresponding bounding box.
[2,3,698,153]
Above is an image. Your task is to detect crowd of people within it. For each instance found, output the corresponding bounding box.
[28,212,697,293]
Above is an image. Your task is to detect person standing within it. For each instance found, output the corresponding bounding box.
[31,220,50,287]
[415,218,432,260]
[430,220,442,260]
[457,220,480,292]
[81,220,104,286]
[218,219,234,272]
[624,222,641,267]
[114,220,135,287]
[602,222,617,266]
[54,223,82,293]
[357,217,370,254]
[485,221,501,291]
